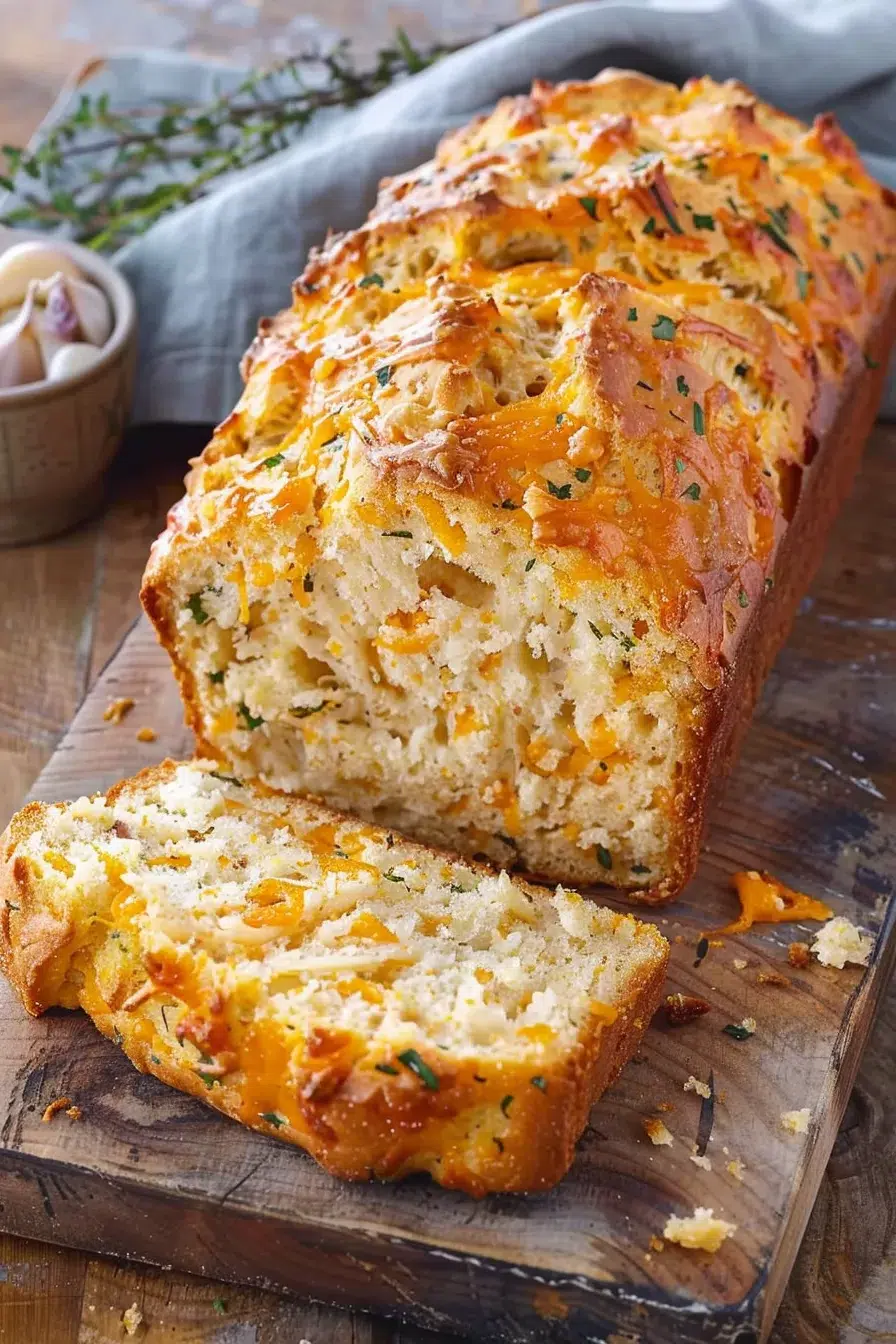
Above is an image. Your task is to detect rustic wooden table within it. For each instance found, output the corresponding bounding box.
[0,4,893,1341]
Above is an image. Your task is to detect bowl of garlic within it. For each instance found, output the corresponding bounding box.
[0,231,136,544]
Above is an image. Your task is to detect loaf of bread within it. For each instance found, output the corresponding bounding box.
[142,70,896,900]
[0,759,667,1194]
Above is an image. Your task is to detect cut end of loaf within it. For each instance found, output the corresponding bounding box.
[0,760,668,1193]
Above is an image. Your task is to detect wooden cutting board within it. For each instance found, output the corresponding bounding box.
[0,445,893,1344]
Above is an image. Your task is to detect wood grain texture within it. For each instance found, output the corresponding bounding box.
[0,428,892,1343]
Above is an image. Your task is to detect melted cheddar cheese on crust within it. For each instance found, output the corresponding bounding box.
[0,760,667,1194]
[142,70,896,897]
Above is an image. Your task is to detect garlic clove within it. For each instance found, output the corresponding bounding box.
[0,293,44,388]
[0,241,83,310]
[46,341,104,382]
[33,271,112,348]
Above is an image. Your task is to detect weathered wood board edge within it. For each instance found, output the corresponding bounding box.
[1,599,894,1342]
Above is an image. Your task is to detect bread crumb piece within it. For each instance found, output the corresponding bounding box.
[41,1097,71,1123]
[813,917,873,969]
[757,969,790,987]
[663,1208,735,1253]
[689,1154,712,1171]
[663,993,711,1025]
[781,1108,811,1135]
[726,1158,746,1182]
[644,1117,674,1146]
[136,726,157,743]
[103,697,135,724]
[788,941,811,968]
[122,1303,143,1336]
[732,958,748,970]
[656,1100,674,1113]
[684,1075,711,1099]
[649,1235,665,1252]
[64,1105,82,1121]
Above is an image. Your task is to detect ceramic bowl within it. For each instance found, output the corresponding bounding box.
[0,229,137,545]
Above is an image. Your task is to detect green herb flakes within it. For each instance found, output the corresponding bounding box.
[823,195,840,219]
[632,863,651,875]
[642,216,657,236]
[290,702,327,719]
[525,557,537,572]
[321,433,343,448]
[261,1111,285,1127]
[651,314,677,341]
[796,270,812,301]
[237,702,264,731]
[765,576,774,591]
[574,466,591,482]
[738,589,750,609]
[186,593,208,624]
[196,1071,219,1088]
[382,529,413,538]
[759,220,798,258]
[636,379,653,391]
[531,1075,547,1091]
[722,1023,754,1041]
[649,184,682,235]
[734,362,749,378]
[627,306,638,321]
[493,1137,505,1153]
[555,412,565,425]
[692,403,705,435]
[578,196,597,219]
[681,481,701,501]
[674,457,686,474]
[596,844,613,870]
[208,669,225,684]
[262,452,284,469]
[588,621,603,640]
[212,1297,228,1316]
[500,1095,514,1116]
[358,272,384,288]
[864,352,879,369]
[375,1063,399,1075]
[398,1049,439,1090]
[693,213,715,231]
[375,364,393,387]
[676,375,690,396]
[546,480,572,500]
[500,498,519,510]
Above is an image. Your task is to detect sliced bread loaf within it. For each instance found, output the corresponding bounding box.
[0,759,667,1194]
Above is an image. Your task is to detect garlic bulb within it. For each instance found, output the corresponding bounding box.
[46,342,104,382]
[33,272,112,348]
[0,241,83,309]
[0,293,43,388]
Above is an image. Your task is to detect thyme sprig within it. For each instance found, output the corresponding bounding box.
[0,30,452,252]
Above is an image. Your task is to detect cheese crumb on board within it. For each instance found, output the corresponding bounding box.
[726,1158,746,1182]
[684,1075,711,1099]
[781,1108,811,1135]
[732,958,748,970]
[812,917,873,969]
[643,1117,673,1146]
[135,726,158,743]
[103,697,135,724]
[689,1153,712,1171]
[122,1303,143,1336]
[41,1096,71,1122]
[663,1208,736,1253]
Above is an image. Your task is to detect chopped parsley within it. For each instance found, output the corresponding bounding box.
[382,529,413,538]
[766,203,791,235]
[651,314,677,341]
[398,1049,439,1090]
[555,412,565,425]
[493,1137,505,1153]
[823,194,840,219]
[692,402,705,435]
[209,771,242,787]
[262,452,284,469]
[674,457,686,473]
[358,272,384,288]
[574,467,591,483]
[261,1111,285,1127]
[588,621,603,640]
[738,589,750,608]
[851,251,865,274]
[196,1071,219,1089]
[290,702,327,718]
[819,232,831,249]
[546,479,572,500]
[383,870,406,883]
[796,270,812,300]
[681,481,701,501]
[694,936,710,966]
[596,844,613,870]
[530,1076,548,1092]
[321,433,343,448]
[237,702,264,731]
[693,212,715,231]
[375,365,393,387]
[649,184,682,235]
[525,557,536,572]
[186,592,209,624]
[212,1297,228,1316]
[734,362,749,378]
[500,498,519,510]
[500,1095,514,1116]
[765,577,774,591]
[375,1063,399,1075]
[676,375,690,396]
[864,352,879,369]
[636,379,653,391]
[632,863,651,875]
[578,196,598,219]
[642,216,657,236]
[722,1023,754,1041]
[618,633,636,652]
[759,219,798,258]
[208,669,225,684]
[627,306,638,321]
[630,151,662,173]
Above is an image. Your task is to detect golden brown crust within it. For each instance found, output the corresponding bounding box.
[0,762,669,1193]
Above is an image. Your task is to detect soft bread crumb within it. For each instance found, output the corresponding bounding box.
[663,1208,735,1252]
[648,1235,665,1252]
[135,726,158,743]
[103,697,135,724]
[732,958,748,970]
[726,1158,746,1182]
[689,1153,712,1171]
[121,1303,143,1336]
[788,941,811,968]
[643,1117,673,1146]
[813,917,873,969]
[684,1075,711,1099]
[41,1097,71,1122]
[65,1105,82,1120]
[757,969,790,987]
[781,1108,811,1135]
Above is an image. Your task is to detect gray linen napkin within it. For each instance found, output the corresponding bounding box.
[61,0,896,421]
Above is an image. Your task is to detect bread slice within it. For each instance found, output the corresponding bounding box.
[142,69,896,900]
[0,760,667,1194]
